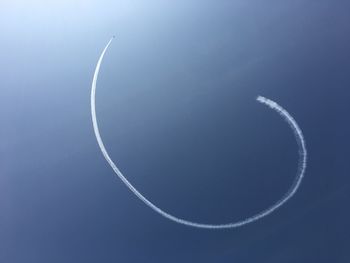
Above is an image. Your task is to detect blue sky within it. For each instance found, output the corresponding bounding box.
[1,1,350,262]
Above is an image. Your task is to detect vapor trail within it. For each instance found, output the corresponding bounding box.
[91,37,307,229]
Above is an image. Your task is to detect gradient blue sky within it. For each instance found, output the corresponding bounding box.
[1,1,350,262]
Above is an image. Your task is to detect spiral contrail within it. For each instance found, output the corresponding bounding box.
[91,37,307,229]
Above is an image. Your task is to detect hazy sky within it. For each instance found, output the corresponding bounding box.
[1,1,350,262]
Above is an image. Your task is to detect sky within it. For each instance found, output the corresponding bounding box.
[1,0,350,262]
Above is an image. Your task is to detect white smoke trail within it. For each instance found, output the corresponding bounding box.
[91,37,307,229]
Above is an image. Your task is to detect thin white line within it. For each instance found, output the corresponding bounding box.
[91,37,307,229]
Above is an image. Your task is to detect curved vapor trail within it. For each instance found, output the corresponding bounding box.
[91,37,307,229]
